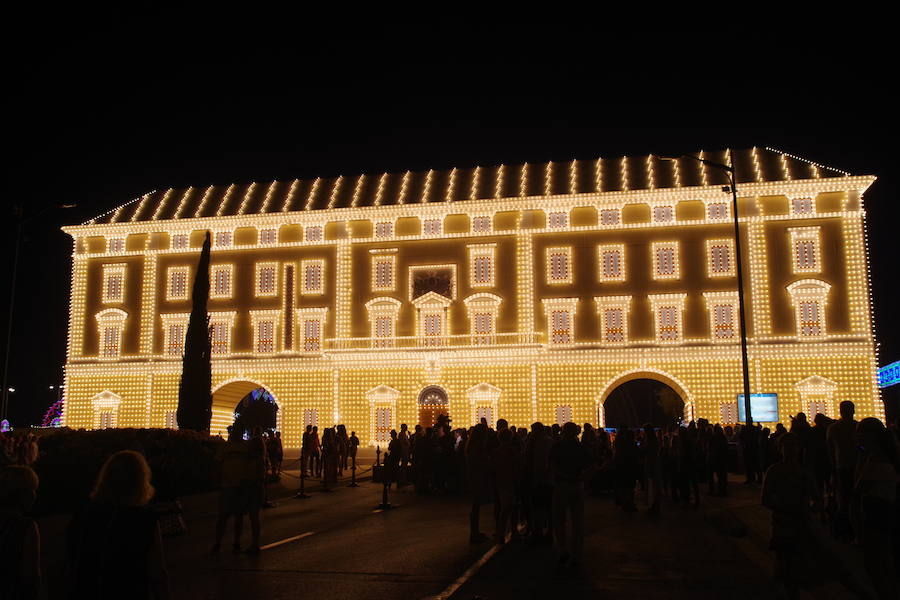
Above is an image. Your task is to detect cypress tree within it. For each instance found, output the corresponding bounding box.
[177,231,212,432]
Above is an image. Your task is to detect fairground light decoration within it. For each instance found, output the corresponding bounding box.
[59,147,883,447]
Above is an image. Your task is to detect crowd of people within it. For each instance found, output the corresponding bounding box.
[372,402,899,596]
[1,400,898,598]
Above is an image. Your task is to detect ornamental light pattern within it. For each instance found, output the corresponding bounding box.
[60,147,883,446]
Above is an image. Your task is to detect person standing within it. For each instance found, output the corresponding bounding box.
[300,425,312,477]
[349,430,360,467]
[854,418,899,599]
[549,422,593,566]
[310,426,322,478]
[465,423,491,543]
[398,423,411,486]
[212,428,250,554]
[268,431,284,479]
[827,400,859,541]
[243,429,268,553]
[761,433,819,598]
[0,465,41,600]
[321,428,339,491]
[67,451,170,599]
[642,424,662,513]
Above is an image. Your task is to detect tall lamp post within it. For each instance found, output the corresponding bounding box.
[2,202,76,422]
[661,153,753,426]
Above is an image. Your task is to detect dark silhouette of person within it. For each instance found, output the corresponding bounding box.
[466,423,491,543]
[827,401,859,541]
[0,465,41,599]
[549,422,594,566]
[66,451,170,599]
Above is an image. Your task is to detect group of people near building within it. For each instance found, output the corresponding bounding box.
[299,424,360,490]
[1,400,898,598]
[373,402,898,597]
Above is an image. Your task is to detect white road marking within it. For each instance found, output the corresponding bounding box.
[426,543,502,600]
[260,531,315,551]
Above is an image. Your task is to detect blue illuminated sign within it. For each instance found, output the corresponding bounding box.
[737,393,779,422]
[878,361,900,388]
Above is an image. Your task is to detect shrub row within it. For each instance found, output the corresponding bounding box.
[30,427,225,515]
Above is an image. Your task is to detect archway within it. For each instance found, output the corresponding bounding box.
[418,385,449,428]
[597,370,689,429]
[210,380,279,437]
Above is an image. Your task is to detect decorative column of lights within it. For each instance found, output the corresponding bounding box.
[661,153,753,425]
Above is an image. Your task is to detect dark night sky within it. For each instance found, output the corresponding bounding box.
[4,17,898,425]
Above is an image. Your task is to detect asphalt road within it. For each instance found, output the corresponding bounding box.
[37,458,803,600]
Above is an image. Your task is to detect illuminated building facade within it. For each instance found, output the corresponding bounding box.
[61,148,883,446]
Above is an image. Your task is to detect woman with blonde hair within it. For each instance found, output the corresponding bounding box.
[67,450,170,599]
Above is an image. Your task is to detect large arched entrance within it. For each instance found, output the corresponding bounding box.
[418,385,449,428]
[598,371,689,429]
[210,380,279,437]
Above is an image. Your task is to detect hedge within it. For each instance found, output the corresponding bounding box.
[29,427,225,515]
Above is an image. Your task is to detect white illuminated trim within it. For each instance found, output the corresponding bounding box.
[301,259,326,295]
[101,264,126,304]
[545,246,573,285]
[706,239,736,278]
[210,264,233,299]
[597,244,626,283]
[651,241,680,280]
[165,266,190,301]
[468,243,497,288]
[255,262,280,297]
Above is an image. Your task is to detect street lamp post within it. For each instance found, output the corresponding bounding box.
[661,154,753,426]
[1,202,76,422]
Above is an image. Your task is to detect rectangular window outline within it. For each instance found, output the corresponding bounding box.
[555,404,574,425]
[599,208,621,226]
[301,259,326,295]
[423,219,442,236]
[468,244,497,288]
[250,310,282,354]
[703,292,739,344]
[375,221,395,238]
[160,313,190,356]
[648,293,686,344]
[100,325,122,357]
[651,241,680,280]
[101,264,126,304]
[548,211,569,229]
[594,296,632,346]
[371,255,397,292]
[208,312,237,356]
[597,244,626,283]
[171,233,190,249]
[706,239,736,278]
[305,225,324,242]
[789,227,822,274]
[259,228,278,245]
[255,262,280,297]
[297,308,327,352]
[651,204,675,223]
[541,298,578,346]
[472,215,492,233]
[213,230,233,248]
[791,197,814,215]
[706,202,729,221]
[166,266,190,301]
[210,264,233,299]
[545,246,573,285]
[107,237,126,254]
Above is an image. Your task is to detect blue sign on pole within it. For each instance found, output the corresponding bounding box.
[878,361,900,388]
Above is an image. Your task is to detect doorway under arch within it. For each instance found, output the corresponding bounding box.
[210,380,280,437]
[418,385,449,428]
[597,371,689,429]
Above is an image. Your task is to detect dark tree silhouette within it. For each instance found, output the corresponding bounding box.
[233,389,278,435]
[177,231,212,432]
